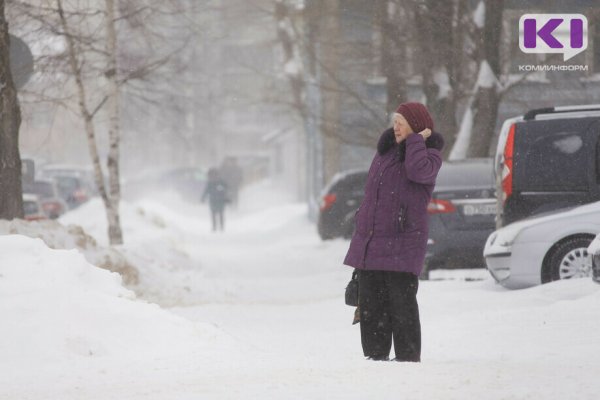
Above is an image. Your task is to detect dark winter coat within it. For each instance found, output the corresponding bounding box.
[343,128,444,276]
[202,179,229,210]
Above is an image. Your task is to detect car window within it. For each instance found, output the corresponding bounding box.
[519,131,587,190]
[331,173,367,194]
[55,176,81,197]
[23,200,39,215]
[436,162,494,188]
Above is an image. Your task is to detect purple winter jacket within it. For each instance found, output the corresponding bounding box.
[343,128,444,276]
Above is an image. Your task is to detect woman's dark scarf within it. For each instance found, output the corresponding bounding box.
[377,127,445,162]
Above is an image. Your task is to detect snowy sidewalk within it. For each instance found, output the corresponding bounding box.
[2,181,599,399]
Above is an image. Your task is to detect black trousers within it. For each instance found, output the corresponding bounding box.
[210,206,225,231]
[358,270,421,361]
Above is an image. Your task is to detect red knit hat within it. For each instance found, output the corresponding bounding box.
[395,102,434,133]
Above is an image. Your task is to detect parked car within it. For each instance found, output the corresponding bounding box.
[423,158,496,276]
[22,194,47,221]
[318,160,496,277]
[494,104,600,228]
[39,164,96,209]
[39,164,96,184]
[317,169,367,240]
[22,179,68,219]
[588,233,600,284]
[52,175,92,209]
[484,201,599,289]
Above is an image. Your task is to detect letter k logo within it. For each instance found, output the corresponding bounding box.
[524,18,563,48]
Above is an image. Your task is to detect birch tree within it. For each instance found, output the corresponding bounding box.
[0,0,23,220]
[55,0,123,244]
[103,0,122,243]
[10,0,194,244]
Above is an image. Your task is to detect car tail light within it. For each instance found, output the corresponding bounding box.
[427,199,456,214]
[25,214,46,221]
[501,124,516,204]
[320,193,337,212]
[73,189,88,202]
[42,201,62,212]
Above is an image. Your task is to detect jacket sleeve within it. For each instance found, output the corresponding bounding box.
[404,133,443,185]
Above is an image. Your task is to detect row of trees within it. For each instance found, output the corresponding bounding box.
[274,0,525,169]
[1,0,197,244]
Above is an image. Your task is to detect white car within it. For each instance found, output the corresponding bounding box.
[484,201,600,289]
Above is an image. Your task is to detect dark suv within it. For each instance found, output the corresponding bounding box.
[317,170,367,239]
[495,105,600,228]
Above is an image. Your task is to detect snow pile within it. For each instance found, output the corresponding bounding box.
[59,197,207,306]
[0,218,138,284]
[58,181,314,307]
[0,235,229,395]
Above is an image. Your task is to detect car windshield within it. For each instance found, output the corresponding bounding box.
[55,176,81,197]
[32,181,54,199]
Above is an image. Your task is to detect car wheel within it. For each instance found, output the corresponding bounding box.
[420,260,440,281]
[342,222,355,239]
[543,236,593,283]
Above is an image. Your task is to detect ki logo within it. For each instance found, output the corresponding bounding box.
[519,14,588,61]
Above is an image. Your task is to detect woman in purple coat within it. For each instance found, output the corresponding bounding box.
[343,102,444,362]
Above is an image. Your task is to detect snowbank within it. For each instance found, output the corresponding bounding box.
[0,235,229,396]
[0,218,138,284]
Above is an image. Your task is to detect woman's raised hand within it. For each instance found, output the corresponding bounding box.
[418,128,432,139]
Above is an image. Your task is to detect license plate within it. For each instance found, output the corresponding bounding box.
[462,203,497,216]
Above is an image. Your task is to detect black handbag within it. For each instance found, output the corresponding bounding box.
[345,270,359,306]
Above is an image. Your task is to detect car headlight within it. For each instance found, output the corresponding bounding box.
[495,227,523,248]
[497,236,515,247]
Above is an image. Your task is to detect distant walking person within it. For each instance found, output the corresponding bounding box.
[202,168,229,232]
[343,102,444,362]
[220,157,243,208]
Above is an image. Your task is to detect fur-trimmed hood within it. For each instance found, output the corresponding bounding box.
[377,127,444,161]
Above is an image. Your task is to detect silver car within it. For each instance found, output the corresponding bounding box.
[484,201,599,289]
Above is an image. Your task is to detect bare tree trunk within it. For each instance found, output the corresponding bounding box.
[467,0,504,157]
[275,0,306,119]
[319,0,341,184]
[105,0,123,245]
[376,0,407,116]
[413,0,460,158]
[0,0,23,220]
[57,0,123,244]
